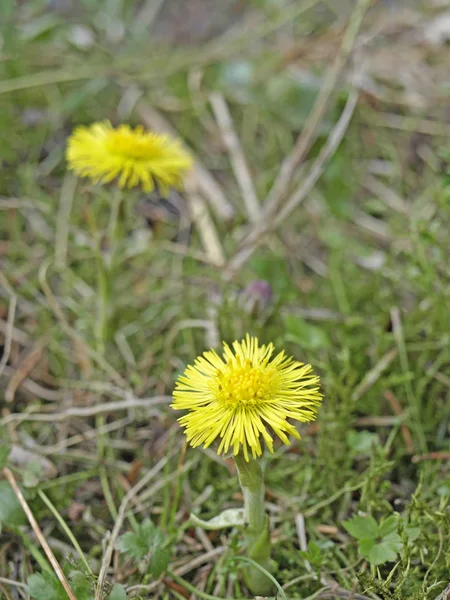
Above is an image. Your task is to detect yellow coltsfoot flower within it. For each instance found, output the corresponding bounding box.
[172,334,322,461]
[66,121,192,192]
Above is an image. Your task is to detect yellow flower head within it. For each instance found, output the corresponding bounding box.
[172,335,322,461]
[66,121,192,192]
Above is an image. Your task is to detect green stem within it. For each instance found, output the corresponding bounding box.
[86,206,109,355]
[96,261,109,355]
[38,490,94,577]
[234,454,274,596]
[99,463,118,522]
[107,189,125,261]
[87,191,124,355]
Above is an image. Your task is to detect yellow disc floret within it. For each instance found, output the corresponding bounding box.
[213,359,279,407]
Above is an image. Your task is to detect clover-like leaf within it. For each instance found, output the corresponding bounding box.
[366,540,399,566]
[343,515,378,540]
[345,514,403,566]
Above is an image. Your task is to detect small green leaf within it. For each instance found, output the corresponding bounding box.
[116,519,156,560]
[346,430,379,454]
[116,518,171,576]
[378,515,398,538]
[284,315,330,350]
[299,540,323,567]
[116,532,149,560]
[358,537,376,559]
[150,547,170,578]
[0,480,26,526]
[140,519,155,541]
[69,570,93,600]
[23,460,43,488]
[190,508,245,531]
[0,445,10,469]
[437,481,450,496]
[343,515,378,540]
[404,525,420,543]
[382,533,402,553]
[28,572,65,600]
[366,540,399,565]
[109,583,127,600]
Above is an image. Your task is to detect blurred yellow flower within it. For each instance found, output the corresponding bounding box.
[66,121,192,192]
[172,334,322,461]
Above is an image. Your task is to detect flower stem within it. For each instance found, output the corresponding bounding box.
[234,454,274,596]
[86,191,124,355]
[86,206,109,355]
[96,259,109,355]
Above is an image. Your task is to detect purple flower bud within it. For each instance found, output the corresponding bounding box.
[240,280,273,318]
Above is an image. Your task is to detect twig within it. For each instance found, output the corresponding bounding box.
[0,319,30,345]
[363,175,409,215]
[0,395,171,425]
[165,319,218,356]
[5,339,46,402]
[38,417,131,455]
[384,390,414,454]
[0,577,28,590]
[2,467,77,600]
[263,0,372,218]
[94,455,173,600]
[365,112,450,137]
[195,527,215,553]
[431,370,450,389]
[295,513,312,572]
[185,180,226,266]
[138,101,234,222]
[412,452,450,464]
[226,90,359,276]
[275,89,359,226]
[209,92,260,223]
[0,365,63,400]
[351,347,398,401]
[0,582,13,600]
